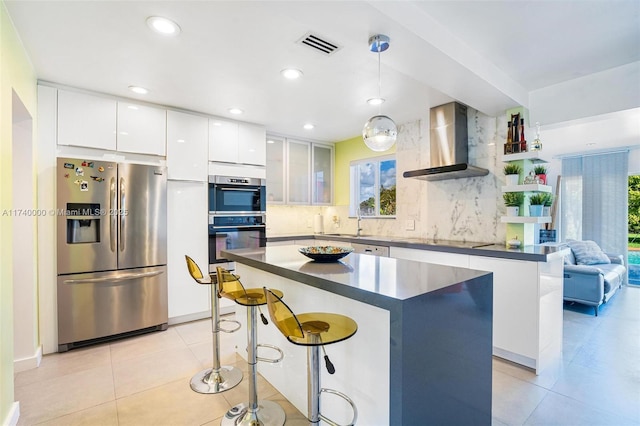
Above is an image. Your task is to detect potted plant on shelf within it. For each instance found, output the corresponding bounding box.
[542,192,554,216]
[503,164,522,186]
[503,192,524,216]
[528,193,546,217]
[533,165,547,185]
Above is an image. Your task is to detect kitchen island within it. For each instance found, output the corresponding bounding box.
[222,245,493,425]
[269,234,569,374]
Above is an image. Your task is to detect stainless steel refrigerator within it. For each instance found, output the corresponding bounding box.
[56,157,168,351]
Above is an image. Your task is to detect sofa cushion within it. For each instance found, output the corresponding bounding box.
[567,240,611,265]
[597,263,626,293]
[564,250,576,265]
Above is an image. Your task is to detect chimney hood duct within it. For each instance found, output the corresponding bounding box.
[403,102,489,181]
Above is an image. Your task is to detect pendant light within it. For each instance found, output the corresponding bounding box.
[362,34,397,152]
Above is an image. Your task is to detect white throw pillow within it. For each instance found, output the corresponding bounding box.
[566,240,611,265]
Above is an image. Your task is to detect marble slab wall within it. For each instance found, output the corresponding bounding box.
[267,109,508,244]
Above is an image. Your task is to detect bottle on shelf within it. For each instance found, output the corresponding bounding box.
[531,121,542,151]
[519,118,527,152]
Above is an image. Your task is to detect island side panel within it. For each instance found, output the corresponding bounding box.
[394,273,493,425]
[233,264,391,424]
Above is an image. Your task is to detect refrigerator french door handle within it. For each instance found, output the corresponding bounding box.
[110,177,116,252]
[62,270,164,284]
[120,177,126,252]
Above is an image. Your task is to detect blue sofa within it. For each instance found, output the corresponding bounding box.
[563,243,626,316]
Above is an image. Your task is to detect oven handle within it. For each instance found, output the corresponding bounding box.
[217,187,260,192]
[211,225,266,230]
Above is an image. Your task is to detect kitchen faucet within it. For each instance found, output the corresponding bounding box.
[356,208,363,237]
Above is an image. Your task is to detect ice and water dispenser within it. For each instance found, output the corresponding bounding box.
[65,203,101,244]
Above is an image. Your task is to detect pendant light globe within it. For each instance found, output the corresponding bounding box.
[363,115,397,151]
[363,34,396,151]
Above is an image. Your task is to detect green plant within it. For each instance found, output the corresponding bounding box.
[533,165,547,175]
[542,192,554,207]
[503,164,522,175]
[503,192,524,207]
[529,193,546,205]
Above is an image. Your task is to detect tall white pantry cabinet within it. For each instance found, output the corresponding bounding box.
[166,110,210,322]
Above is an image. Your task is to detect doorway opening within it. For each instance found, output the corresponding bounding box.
[12,89,39,372]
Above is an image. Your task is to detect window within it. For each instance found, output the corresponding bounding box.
[350,156,396,217]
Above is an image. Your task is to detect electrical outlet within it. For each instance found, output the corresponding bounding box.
[306,219,312,228]
[405,219,415,231]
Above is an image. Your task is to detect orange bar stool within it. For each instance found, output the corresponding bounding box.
[184,256,242,394]
[263,287,358,426]
[217,267,286,426]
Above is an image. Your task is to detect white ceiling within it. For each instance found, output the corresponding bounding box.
[5,0,640,144]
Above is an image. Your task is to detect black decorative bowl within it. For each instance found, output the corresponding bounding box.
[298,246,354,263]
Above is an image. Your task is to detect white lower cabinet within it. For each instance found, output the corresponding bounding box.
[167,181,210,322]
[390,246,564,374]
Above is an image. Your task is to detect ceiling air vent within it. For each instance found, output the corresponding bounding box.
[298,32,341,56]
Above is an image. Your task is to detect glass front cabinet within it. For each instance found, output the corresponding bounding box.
[266,135,333,206]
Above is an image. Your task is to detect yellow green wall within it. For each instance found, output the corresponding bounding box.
[0,1,38,422]
[334,135,396,206]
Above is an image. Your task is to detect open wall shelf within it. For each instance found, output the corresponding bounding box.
[501,216,551,224]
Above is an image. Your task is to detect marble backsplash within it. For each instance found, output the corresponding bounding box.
[267,108,508,244]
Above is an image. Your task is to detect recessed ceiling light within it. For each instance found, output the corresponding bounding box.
[303,123,315,130]
[127,105,139,110]
[586,142,596,146]
[228,108,243,115]
[128,85,149,94]
[211,122,222,127]
[146,16,181,36]
[267,140,275,144]
[367,97,385,106]
[281,68,303,79]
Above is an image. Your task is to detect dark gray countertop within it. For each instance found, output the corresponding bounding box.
[221,245,492,309]
[223,245,494,424]
[267,233,569,262]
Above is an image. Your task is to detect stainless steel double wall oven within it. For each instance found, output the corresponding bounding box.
[208,175,266,270]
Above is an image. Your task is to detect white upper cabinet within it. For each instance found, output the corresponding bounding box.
[57,90,117,150]
[117,101,167,156]
[167,111,209,181]
[238,123,266,166]
[208,119,238,163]
[209,119,266,166]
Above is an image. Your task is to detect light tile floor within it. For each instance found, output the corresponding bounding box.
[15,286,640,425]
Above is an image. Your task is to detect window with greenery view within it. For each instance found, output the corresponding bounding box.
[630,175,639,248]
[350,156,396,217]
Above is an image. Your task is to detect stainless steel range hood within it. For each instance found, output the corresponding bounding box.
[403,102,489,181]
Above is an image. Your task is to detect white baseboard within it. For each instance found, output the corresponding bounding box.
[168,306,236,326]
[168,310,210,326]
[493,346,536,370]
[2,401,20,426]
[13,345,43,373]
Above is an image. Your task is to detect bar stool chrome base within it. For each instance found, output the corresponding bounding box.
[190,365,243,394]
[221,400,286,426]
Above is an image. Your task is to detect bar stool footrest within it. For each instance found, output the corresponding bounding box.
[217,318,241,333]
[255,343,284,363]
[318,388,358,426]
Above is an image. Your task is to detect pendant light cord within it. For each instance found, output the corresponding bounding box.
[377,43,382,115]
